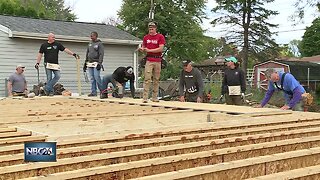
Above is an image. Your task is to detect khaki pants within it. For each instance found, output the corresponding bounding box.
[143,61,161,100]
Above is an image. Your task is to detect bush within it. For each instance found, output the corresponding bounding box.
[316,86,320,105]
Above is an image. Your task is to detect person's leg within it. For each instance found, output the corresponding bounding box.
[93,68,102,92]
[100,74,113,99]
[232,95,243,105]
[88,67,97,95]
[225,94,233,105]
[151,62,161,102]
[49,70,61,95]
[44,68,53,94]
[101,74,112,91]
[142,61,153,102]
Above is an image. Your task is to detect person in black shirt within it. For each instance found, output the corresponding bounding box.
[100,66,135,99]
[35,33,79,96]
[179,60,204,103]
[221,56,246,105]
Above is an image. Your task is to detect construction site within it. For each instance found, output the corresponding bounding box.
[0,96,320,180]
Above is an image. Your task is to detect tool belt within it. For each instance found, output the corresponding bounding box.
[86,62,98,68]
[46,63,61,70]
[228,86,241,95]
[146,55,162,58]
[139,56,167,69]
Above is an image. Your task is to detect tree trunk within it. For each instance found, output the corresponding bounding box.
[242,0,251,78]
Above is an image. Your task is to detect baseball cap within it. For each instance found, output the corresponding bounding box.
[16,64,25,69]
[126,66,133,75]
[148,22,157,27]
[225,56,238,63]
[182,60,191,66]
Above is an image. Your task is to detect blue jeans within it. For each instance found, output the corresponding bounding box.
[102,74,116,91]
[88,67,102,95]
[45,67,61,93]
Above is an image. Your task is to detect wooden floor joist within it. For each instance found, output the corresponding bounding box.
[1,97,320,179]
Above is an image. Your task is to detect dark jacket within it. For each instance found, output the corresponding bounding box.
[86,39,104,63]
[221,68,246,95]
[112,67,135,97]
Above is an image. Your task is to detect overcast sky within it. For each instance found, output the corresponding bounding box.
[65,0,316,44]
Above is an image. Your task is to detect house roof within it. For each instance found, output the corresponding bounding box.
[300,55,320,63]
[0,15,141,45]
[255,60,320,81]
[194,56,226,67]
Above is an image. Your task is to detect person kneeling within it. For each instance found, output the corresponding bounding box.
[100,66,135,99]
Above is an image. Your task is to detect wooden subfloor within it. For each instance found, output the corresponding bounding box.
[0,96,320,179]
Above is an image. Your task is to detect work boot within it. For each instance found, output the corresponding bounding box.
[100,93,108,99]
[43,88,49,96]
[151,98,159,102]
[88,93,97,97]
[142,99,148,103]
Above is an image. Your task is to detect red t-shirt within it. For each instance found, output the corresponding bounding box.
[143,33,166,62]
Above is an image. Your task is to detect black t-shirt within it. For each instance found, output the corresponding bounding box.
[112,67,134,84]
[39,41,65,64]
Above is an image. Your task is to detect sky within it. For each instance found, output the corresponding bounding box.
[64,0,316,44]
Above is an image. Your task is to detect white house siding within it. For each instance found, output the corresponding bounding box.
[0,31,137,96]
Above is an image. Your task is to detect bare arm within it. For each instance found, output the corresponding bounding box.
[7,81,12,96]
[36,53,43,64]
[64,48,75,56]
[145,44,164,53]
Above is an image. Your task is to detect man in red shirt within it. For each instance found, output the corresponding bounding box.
[139,22,166,103]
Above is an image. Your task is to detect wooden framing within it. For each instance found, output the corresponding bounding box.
[1,97,320,179]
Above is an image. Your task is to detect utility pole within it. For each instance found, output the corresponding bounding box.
[149,0,155,20]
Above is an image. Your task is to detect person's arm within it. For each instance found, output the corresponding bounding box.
[36,53,43,64]
[7,81,12,96]
[98,42,104,64]
[287,87,303,108]
[145,44,164,53]
[24,78,27,93]
[178,71,185,97]
[221,73,227,96]
[260,89,275,107]
[36,44,44,69]
[130,75,135,98]
[240,69,246,93]
[86,46,89,62]
[64,48,76,56]
[196,69,204,98]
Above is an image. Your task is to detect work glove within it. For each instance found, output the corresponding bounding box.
[73,53,80,59]
[96,63,101,71]
[241,93,245,101]
[35,63,39,69]
[219,95,224,103]
[83,62,87,72]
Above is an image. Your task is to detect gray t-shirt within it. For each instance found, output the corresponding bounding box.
[8,73,26,93]
[179,68,204,98]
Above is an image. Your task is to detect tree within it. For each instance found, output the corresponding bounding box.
[118,0,220,65]
[211,0,279,72]
[0,0,76,21]
[299,17,320,57]
[291,0,319,22]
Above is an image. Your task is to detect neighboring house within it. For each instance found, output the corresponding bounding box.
[253,60,320,91]
[0,15,141,97]
[193,56,227,80]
